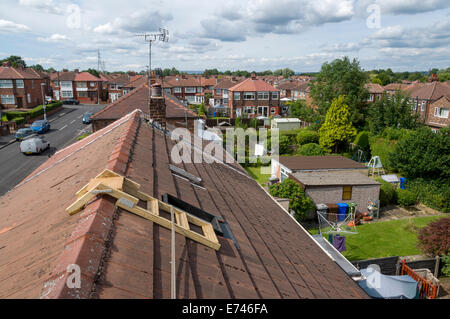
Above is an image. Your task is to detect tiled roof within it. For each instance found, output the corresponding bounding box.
[50,71,77,81]
[383,83,409,91]
[123,75,147,88]
[279,156,366,171]
[364,83,384,94]
[0,66,42,80]
[407,81,450,101]
[0,111,367,299]
[214,79,242,90]
[91,84,198,120]
[166,77,202,87]
[75,72,101,82]
[109,74,129,85]
[229,78,279,92]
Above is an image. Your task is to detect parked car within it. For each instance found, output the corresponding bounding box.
[82,112,93,124]
[20,137,50,155]
[15,128,35,141]
[30,120,50,134]
[63,98,80,105]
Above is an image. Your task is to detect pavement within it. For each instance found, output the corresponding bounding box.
[0,104,106,196]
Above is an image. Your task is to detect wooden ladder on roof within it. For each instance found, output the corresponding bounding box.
[66,169,221,250]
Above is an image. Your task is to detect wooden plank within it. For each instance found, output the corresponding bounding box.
[66,181,102,215]
[176,212,190,229]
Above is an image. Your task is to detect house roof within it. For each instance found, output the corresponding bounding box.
[123,75,147,89]
[365,83,384,94]
[108,74,129,85]
[229,78,279,92]
[91,84,198,121]
[291,171,380,186]
[278,156,366,171]
[430,94,450,107]
[50,71,77,81]
[0,66,42,80]
[166,77,202,87]
[75,72,101,82]
[407,81,450,101]
[0,111,367,299]
[277,80,302,91]
[214,79,242,90]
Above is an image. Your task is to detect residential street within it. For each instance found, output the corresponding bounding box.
[0,104,106,196]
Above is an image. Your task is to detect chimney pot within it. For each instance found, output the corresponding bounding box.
[251,72,256,79]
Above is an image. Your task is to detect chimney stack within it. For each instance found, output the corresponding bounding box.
[149,83,166,128]
[2,61,11,67]
[251,72,256,80]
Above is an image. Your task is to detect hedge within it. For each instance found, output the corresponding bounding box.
[369,137,397,172]
[395,188,416,207]
[2,102,63,123]
[375,178,397,207]
[296,130,319,145]
[407,179,450,213]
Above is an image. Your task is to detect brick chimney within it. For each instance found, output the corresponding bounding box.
[251,72,256,80]
[74,69,79,73]
[2,61,11,67]
[149,83,166,128]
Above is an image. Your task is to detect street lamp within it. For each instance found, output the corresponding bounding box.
[41,83,47,121]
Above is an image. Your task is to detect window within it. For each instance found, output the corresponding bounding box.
[257,91,269,100]
[185,87,196,93]
[110,84,117,90]
[77,82,87,88]
[0,80,13,88]
[233,92,240,100]
[244,106,255,114]
[197,87,203,93]
[244,92,255,100]
[78,91,88,97]
[1,95,15,104]
[61,90,73,98]
[61,81,72,89]
[216,89,221,95]
[54,80,59,87]
[90,82,95,87]
[367,94,374,102]
[271,107,276,114]
[342,186,352,200]
[435,107,449,118]
[174,87,182,93]
[421,100,427,111]
[272,92,279,99]
[16,79,24,88]
[163,88,171,94]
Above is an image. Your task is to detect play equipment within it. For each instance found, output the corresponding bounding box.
[367,156,385,177]
[352,148,368,163]
[367,200,379,219]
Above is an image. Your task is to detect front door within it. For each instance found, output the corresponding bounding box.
[16,97,23,108]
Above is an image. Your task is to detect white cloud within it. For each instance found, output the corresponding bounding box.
[0,19,30,33]
[19,0,64,14]
[37,33,70,43]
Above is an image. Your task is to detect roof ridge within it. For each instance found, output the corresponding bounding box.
[91,83,149,119]
[11,67,24,79]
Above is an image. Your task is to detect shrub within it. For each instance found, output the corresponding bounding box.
[13,117,25,125]
[382,127,412,141]
[297,143,325,156]
[395,188,416,207]
[441,255,450,277]
[407,178,450,213]
[369,136,396,171]
[279,135,292,155]
[296,129,319,145]
[353,131,370,152]
[417,217,450,256]
[269,179,315,221]
[376,178,397,207]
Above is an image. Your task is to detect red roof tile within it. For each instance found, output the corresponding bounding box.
[229,78,279,92]
[75,72,101,82]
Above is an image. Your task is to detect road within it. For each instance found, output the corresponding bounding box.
[0,104,106,196]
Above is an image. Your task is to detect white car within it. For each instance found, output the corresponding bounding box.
[20,137,50,155]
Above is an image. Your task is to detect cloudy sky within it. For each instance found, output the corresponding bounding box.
[0,0,449,72]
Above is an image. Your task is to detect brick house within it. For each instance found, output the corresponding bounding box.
[107,73,130,102]
[50,70,103,104]
[122,75,147,96]
[0,61,46,109]
[228,74,280,118]
[407,81,450,123]
[50,71,76,102]
[212,78,241,107]
[365,83,384,103]
[163,76,204,105]
[426,94,450,130]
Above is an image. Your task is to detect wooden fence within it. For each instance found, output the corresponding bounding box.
[401,260,438,299]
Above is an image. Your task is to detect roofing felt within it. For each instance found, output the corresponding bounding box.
[0,111,367,299]
[278,156,366,171]
[291,171,380,186]
[229,78,280,92]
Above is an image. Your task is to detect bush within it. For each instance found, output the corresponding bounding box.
[381,127,412,141]
[269,179,315,221]
[395,189,416,207]
[376,178,397,207]
[296,129,319,145]
[13,117,25,125]
[417,217,450,256]
[279,135,292,155]
[369,137,396,171]
[353,131,370,152]
[407,178,450,213]
[441,255,450,277]
[297,143,326,156]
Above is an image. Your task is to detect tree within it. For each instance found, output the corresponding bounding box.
[319,95,357,153]
[367,91,421,135]
[288,99,319,123]
[297,143,326,156]
[0,55,27,68]
[84,68,100,78]
[269,179,315,221]
[388,126,450,179]
[418,217,449,256]
[30,64,44,72]
[309,57,369,127]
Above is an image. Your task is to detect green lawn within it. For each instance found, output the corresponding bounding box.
[309,216,445,261]
[245,166,271,185]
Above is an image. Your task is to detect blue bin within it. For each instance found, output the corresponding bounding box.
[337,203,348,221]
[400,177,406,190]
